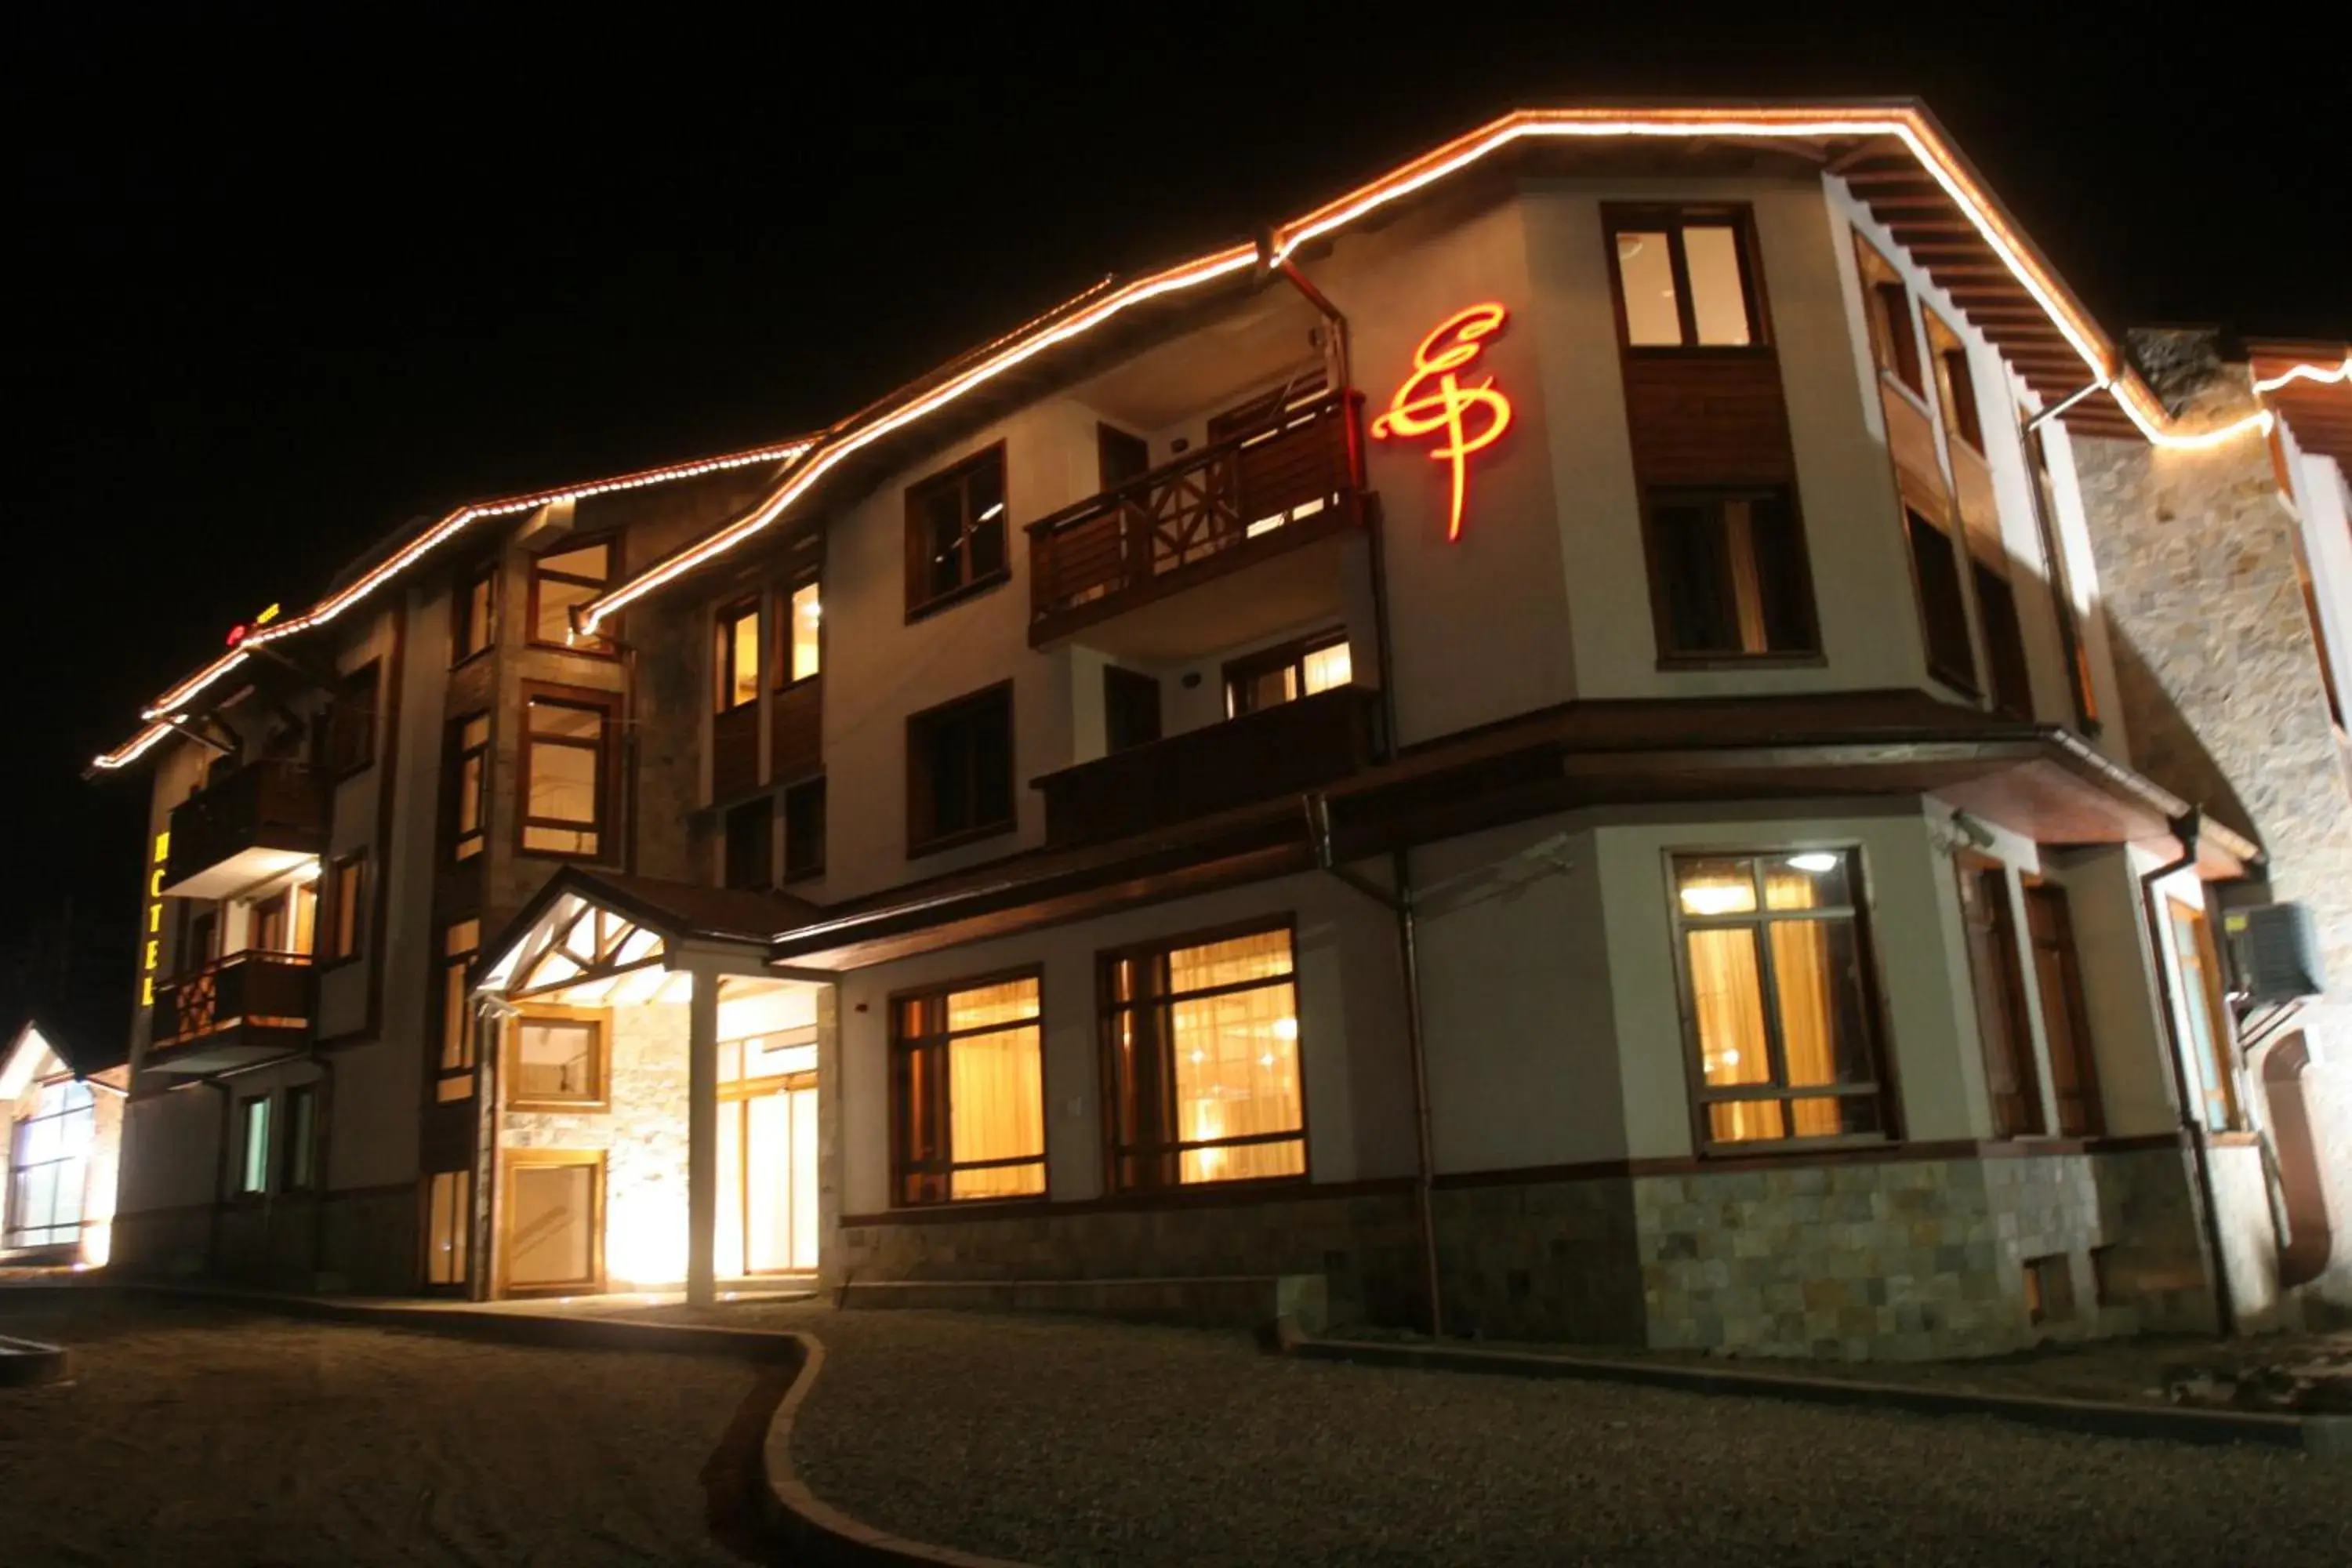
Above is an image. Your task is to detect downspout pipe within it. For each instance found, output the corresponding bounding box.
[2136,808,2237,1336]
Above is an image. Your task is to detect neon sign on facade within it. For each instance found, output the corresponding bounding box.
[1371,303,1514,540]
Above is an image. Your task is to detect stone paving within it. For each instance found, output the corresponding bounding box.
[664,1299,2348,1566]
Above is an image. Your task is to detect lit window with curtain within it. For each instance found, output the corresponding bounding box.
[891,974,1046,1206]
[713,598,760,713]
[5,1080,95,1247]
[518,694,612,857]
[782,578,821,684]
[1671,851,1888,1148]
[1102,924,1306,1191]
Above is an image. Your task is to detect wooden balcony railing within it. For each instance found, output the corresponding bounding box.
[165,760,330,891]
[151,949,314,1065]
[1033,685,1383,848]
[1026,391,1365,645]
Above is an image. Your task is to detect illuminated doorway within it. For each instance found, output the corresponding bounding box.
[717,1030,818,1276]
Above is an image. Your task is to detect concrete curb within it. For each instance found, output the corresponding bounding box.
[1,1281,1035,1563]
[1288,1333,2351,1457]
[0,1333,71,1386]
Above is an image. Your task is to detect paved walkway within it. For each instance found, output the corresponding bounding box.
[653,1299,2347,1567]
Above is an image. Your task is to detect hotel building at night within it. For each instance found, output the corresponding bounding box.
[85,103,2352,1358]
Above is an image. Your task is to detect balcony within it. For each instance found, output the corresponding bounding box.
[1027,391,1366,649]
[1033,685,1383,848]
[149,950,314,1075]
[162,760,330,898]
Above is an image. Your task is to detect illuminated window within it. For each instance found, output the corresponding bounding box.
[1671,851,1888,1148]
[448,713,490,861]
[1644,488,1817,658]
[1102,924,1306,1191]
[518,693,612,858]
[453,563,496,664]
[1853,240,1925,396]
[724,797,774,891]
[5,1080,94,1248]
[1926,316,1985,453]
[1224,630,1352,718]
[238,1097,271,1196]
[249,880,317,957]
[502,1154,601,1291]
[508,1012,608,1109]
[327,662,379,775]
[423,1168,471,1288]
[714,598,761,713]
[323,852,365,963]
[782,776,826,882]
[528,537,615,651]
[891,973,1046,1206]
[1606,209,1764,349]
[782,579,822,684]
[281,1085,318,1191]
[905,446,1007,617]
[907,683,1014,855]
[438,918,480,1102]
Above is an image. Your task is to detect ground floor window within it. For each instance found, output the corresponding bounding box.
[717,1031,818,1275]
[501,1152,602,1292]
[6,1080,94,1247]
[424,1168,471,1288]
[1671,850,1888,1147]
[890,972,1046,1206]
[237,1096,271,1195]
[1102,923,1306,1190]
[2167,899,2239,1131]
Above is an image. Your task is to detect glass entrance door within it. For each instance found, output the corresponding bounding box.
[715,1031,818,1277]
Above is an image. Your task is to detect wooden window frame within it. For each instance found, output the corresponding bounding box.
[905,680,1016,858]
[782,775,826,884]
[1097,916,1311,1196]
[775,572,823,691]
[2165,898,2241,1132]
[1104,665,1163,754]
[1096,423,1150,492]
[1666,847,1900,1154]
[1924,313,1986,456]
[497,1149,604,1296]
[1602,204,1773,354]
[515,683,620,862]
[504,1005,612,1112]
[1852,236,1928,402]
[526,532,619,656]
[1903,501,1982,697]
[435,917,481,1104]
[2023,878,2103,1138]
[452,560,498,667]
[887,966,1047,1209]
[713,596,763,715]
[446,712,492,863]
[422,1167,473,1291]
[236,1095,271,1197]
[1955,855,2046,1139]
[328,660,380,779]
[1638,485,1824,665]
[1222,629,1350,719]
[320,851,367,969]
[903,443,1010,622]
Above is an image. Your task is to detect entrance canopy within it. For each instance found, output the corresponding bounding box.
[478,869,823,1007]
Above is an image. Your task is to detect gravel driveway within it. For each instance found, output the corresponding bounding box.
[0,1295,759,1567]
[711,1300,2347,1568]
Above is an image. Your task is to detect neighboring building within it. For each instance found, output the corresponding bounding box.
[90,103,2350,1356]
[2,1022,128,1269]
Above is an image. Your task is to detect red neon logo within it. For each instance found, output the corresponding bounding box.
[1371,303,1513,540]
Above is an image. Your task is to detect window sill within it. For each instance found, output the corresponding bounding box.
[905,569,1011,626]
[506,1098,612,1116]
[1655,651,1827,672]
[885,1193,1051,1218]
[908,819,1017,861]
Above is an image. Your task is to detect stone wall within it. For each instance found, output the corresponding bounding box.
[499,1000,691,1287]
[2071,329,2352,1310]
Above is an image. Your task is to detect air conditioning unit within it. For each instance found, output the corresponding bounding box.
[2223,902,2326,1006]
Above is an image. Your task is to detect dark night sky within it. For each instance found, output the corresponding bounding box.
[7,9,2345,1052]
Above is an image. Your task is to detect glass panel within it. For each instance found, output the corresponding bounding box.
[532,576,598,644]
[1686,928,1771,1088]
[531,702,603,742]
[1300,641,1352,695]
[1707,1100,1786,1143]
[967,460,1007,578]
[747,1092,794,1272]
[1167,929,1294,993]
[1676,858,1758,916]
[1766,858,1850,910]
[742,1036,818,1080]
[729,611,761,707]
[921,485,967,599]
[1171,982,1303,1183]
[1616,230,1682,345]
[522,824,598,855]
[241,1101,270,1193]
[970,706,1013,829]
[789,582,822,681]
[506,1163,594,1287]
[1746,491,1813,652]
[789,1086,820,1271]
[540,543,609,581]
[1791,1094,1881,1139]
[1770,918,1870,1086]
[946,976,1038,1033]
[514,1020,599,1101]
[528,743,598,826]
[947,1023,1045,1199]
[716,1100,746,1279]
[1683,226,1752,346]
[1653,499,1737,653]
